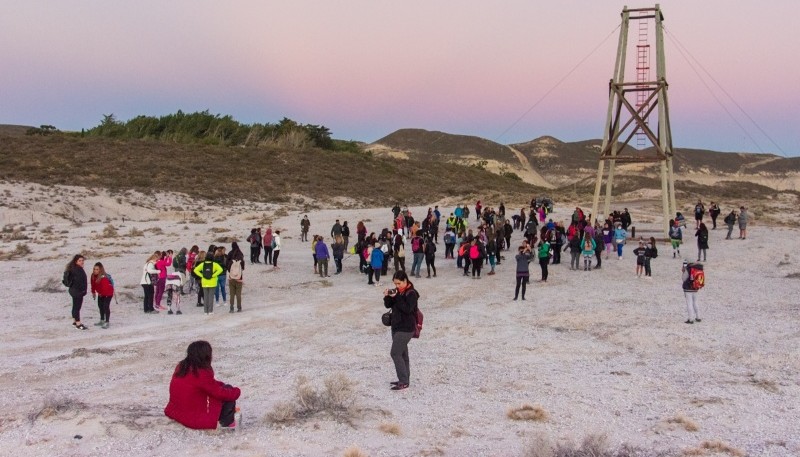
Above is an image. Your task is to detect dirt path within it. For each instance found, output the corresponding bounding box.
[507,146,554,188]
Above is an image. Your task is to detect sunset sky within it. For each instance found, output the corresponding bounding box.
[2,1,798,155]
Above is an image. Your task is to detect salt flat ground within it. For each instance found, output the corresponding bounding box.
[0,183,798,457]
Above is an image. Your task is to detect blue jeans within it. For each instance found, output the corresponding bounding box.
[411,253,424,276]
[215,275,227,302]
[617,242,624,257]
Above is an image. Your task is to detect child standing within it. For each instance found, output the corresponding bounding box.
[669,219,683,258]
[632,241,647,277]
[581,233,596,271]
[644,237,658,279]
[613,223,627,260]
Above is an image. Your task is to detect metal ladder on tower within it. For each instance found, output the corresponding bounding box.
[635,16,651,149]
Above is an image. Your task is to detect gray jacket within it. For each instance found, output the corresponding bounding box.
[515,252,532,273]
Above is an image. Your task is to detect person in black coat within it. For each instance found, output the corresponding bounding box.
[64,254,88,330]
[383,271,419,391]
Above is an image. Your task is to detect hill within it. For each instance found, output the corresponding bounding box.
[0,124,34,137]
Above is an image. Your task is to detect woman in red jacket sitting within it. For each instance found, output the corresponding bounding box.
[164,341,241,429]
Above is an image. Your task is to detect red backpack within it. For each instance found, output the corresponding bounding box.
[688,263,705,290]
[413,306,424,338]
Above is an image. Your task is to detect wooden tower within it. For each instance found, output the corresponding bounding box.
[590,4,676,236]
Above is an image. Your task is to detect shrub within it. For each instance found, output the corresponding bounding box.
[379,422,401,436]
[101,224,119,238]
[32,277,63,293]
[507,404,549,422]
[127,227,145,237]
[29,395,86,423]
[266,373,358,425]
[0,243,32,260]
[342,447,368,457]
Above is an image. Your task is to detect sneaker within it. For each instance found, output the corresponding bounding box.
[219,421,236,430]
[695,318,702,323]
[167,310,174,315]
[237,308,241,312]
[209,311,214,315]
[94,320,105,326]
[75,323,88,330]
[513,297,518,301]
[176,310,183,315]
[229,309,234,313]
[685,320,694,324]
[390,383,409,391]
[101,322,109,329]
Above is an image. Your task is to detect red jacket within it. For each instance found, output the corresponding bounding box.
[90,274,114,297]
[164,366,240,430]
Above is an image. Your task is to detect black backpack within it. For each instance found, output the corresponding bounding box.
[62,270,72,288]
[202,260,215,280]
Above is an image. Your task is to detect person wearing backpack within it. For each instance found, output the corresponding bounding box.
[140,252,161,314]
[724,210,737,240]
[185,246,199,294]
[581,232,596,271]
[469,238,485,278]
[226,242,245,313]
[193,254,224,315]
[443,228,455,259]
[90,262,115,328]
[173,248,188,295]
[644,237,658,279]
[262,226,274,265]
[64,254,88,330]
[695,223,709,262]
[246,228,261,264]
[669,219,683,258]
[566,231,581,271]
[681,261,704,324]
[383,270,420,391]
[708,202,721,229]
[424,236,437,278]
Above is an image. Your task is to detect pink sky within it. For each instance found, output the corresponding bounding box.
[1,1,798,155]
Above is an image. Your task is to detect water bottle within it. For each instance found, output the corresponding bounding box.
[233,406,242,431]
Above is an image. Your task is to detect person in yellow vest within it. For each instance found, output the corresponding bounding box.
[193,257,223,315]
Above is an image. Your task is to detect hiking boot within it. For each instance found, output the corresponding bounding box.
[685,320,694,324]
[695,318,702,323]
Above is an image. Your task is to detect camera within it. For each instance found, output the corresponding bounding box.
[388,288,398,296]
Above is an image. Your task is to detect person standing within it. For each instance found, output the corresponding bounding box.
[694,200,705,229]
[537,238,551,282]
[341,221,350,251]
[226,242,245,313]
[424,236,437,278]
[140,252,161,314]
[213,247,228,305]
[724,209,737,240]
[708,202,721,229]
[155,251,171,311]
[393,231,406,272]
[514,245,533,300]
[410,233,424,278]
[263,226,274,265]
[90,262,114,328]
[193,254,223,315]
[370,242,385,287]
[164,341,241,430]
[696,223,709,262]
[738,206,748,239]
[644,237,658,279]
[64,254,88,330]
[669,220,683,258]
[246,228,260,264]
[332,235,345,274]
[383,271,419,391]
[330,219,342,240]
[315,236,330,278]
[271,231,282,268]
[682,261,702,324]
[300,215,310,242]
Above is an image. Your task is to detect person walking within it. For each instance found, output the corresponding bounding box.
[90,262,114,328]
[669,219,683,258]
[300,215,310,242]
[140,252,161,314]
[316,236,330,278]
[193,254,223,315]
[383,271,419,391]
[682,261,702,324]
[370,242,385,287]
[164,341,241,430]
[226,242,245,313]
[410,233,425,278]
[708,202,721,229]
[332,235,345,274]
[724,210,737,240]
[514,245,533,300]
[246,228,261,264]
[696,223,709,262]
[64,254,88,330]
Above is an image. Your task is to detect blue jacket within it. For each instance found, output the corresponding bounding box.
[315,241,330,260]
[370,248,384,269]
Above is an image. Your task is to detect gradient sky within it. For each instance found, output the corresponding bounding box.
[2,1,798,155]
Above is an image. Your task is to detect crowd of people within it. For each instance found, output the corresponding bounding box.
[58,197,749,430]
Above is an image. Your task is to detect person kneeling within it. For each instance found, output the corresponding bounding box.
[164,340,241,429]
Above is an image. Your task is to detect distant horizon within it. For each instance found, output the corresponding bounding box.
[2,1,798,156]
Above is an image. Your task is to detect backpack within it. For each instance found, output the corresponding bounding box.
[412,237,422,252]
[685,263,705,291]
[584,238,593,251]
[229,258,243,280]
[106,273,115,288]
[724,213,734,224]
[413,305,424,339]
[444,232,455,244]
[62,270,73,288]
[202,260,215,280]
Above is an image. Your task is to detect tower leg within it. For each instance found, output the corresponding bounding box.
[591,160,606,224]
[603,159,616,219]
[660,160,670,237]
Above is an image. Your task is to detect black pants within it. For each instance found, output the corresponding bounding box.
[426,256,436,276]
[505,236,511,250]
[272,250,280,266]
[471,259,482,277]
[141,284,155,313]
[711,214,718,229]
[595,250,602,268]
[263,246,273,264]
[70,293,84,321]
[644,258,652,276]
[367,267,375,284]
[98,295,112,322]
[553,245,562,264]
[445,243,454,258]
[334,257,342,273]
[515,275,528,299]
[463,257,471,275]
[220,400,236,426]
[539,257,549,281]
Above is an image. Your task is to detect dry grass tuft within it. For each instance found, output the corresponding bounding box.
[508,403,549,422]
[683,440,745,457]
[101,224,118,238]
[524,433,670,457]
[32,277,63,293]
[127,227,145,237]
[266,373,358,426]
[378,422,401,436]
[209,227,230,233]
[785,272,800,279]
[215,236,238,244]
[0,243,32,260]
[667,414,700,432]
[29,395,87,423]
[342,447,368,457]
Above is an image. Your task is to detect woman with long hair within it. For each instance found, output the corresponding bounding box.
[214,246,228,305]
[140,252,161,314]
[90,262,114,328]
[383,271,419,391]
[164,341,241,430]
[64,254,88,329]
